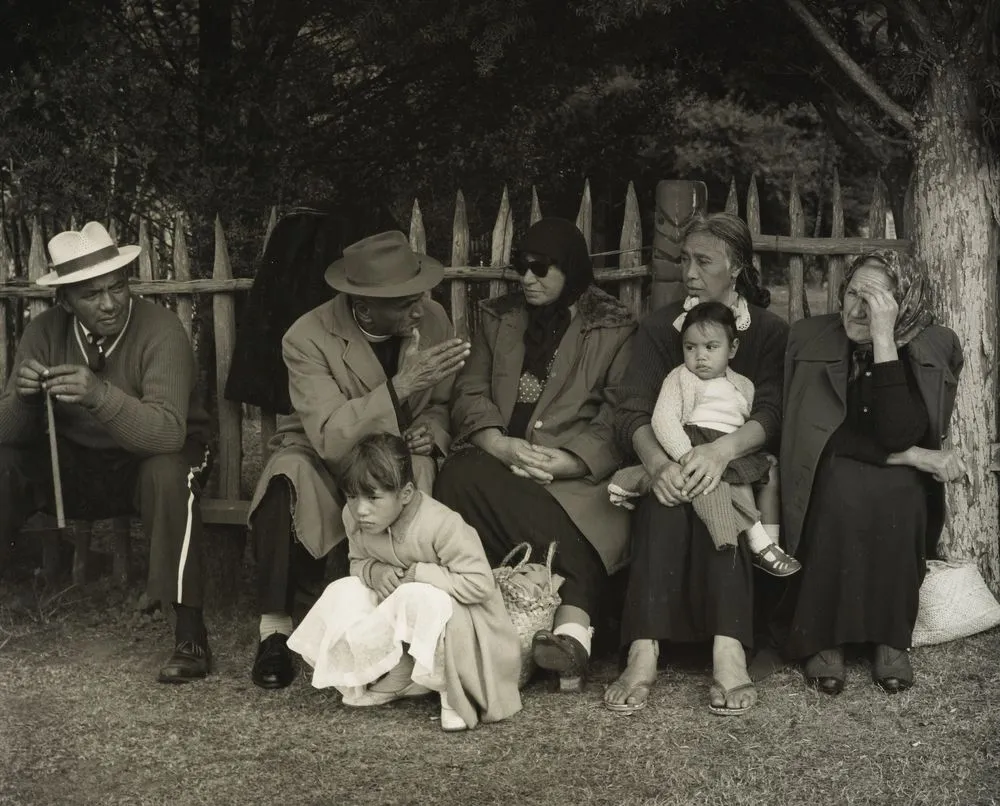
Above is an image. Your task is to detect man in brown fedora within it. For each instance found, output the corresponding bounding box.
[247,229,470,689]
[0,221,214,683]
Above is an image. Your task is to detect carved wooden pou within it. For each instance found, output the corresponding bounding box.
[651,180,708,310]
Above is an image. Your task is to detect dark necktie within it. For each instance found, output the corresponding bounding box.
[87,332,106,372]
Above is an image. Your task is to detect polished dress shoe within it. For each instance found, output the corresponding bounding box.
[532,630,589,692]
[252,633,296,690]
[158,639,211,683]
[873,644,913,693]
[804,647,845,696]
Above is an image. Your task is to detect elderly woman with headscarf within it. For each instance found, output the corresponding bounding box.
[779,251,964,695]
[434,217,636,691]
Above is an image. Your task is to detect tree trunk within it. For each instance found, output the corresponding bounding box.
[909,64,1000,593]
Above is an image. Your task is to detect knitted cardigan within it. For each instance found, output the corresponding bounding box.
[650,364,755,460]
[0,298,211,455]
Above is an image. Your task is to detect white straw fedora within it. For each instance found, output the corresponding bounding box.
[38,221,142,287]
[325,230,443,297]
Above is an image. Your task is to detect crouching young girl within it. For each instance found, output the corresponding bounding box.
[288,433,522,731]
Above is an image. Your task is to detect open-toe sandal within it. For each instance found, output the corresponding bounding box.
[707,680,756,716]
[603,680,652,713]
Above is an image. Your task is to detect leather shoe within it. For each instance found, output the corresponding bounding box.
[532,630,588,692]
[158,639,211,683]
[873,644,913,693]
[252,633,296,690]
[804,647,845,696]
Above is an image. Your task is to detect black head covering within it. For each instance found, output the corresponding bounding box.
[513,217,594,380]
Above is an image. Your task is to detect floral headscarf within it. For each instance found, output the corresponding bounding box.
[840,250,934,347]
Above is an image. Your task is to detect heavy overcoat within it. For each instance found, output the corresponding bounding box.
[450,286,636,573]
[780,314,963,559]
[248,293,454,557]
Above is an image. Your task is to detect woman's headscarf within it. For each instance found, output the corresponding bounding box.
[840,250,933,347]
[513,217,594,380]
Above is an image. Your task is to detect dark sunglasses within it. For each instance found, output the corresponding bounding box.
[512,253,555,278]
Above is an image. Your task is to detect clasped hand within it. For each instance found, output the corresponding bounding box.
[650,443,728,506]
[403,423,434,456]
[15,359,101,405]
[492,437,583,484]
[922,447,968,483]
[371,563,407,599]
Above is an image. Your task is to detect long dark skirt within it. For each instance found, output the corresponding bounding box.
[782,455,926,659]
[620,494,755,649]
[433,448,606,617]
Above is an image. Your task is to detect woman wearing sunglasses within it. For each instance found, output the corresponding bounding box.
[435,217,636,692]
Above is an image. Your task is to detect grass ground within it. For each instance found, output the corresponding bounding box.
[1,554,999,806]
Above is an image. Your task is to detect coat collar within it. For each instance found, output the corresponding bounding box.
[796,314,850,362]
[387,491,423,543]
[794,314,849,408]
[479,285,632,331]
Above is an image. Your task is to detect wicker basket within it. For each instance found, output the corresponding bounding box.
[912,560,1000,647]
[493,542,562,688]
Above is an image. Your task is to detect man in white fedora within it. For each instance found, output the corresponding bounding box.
[0,221,214,684]
[247,229,470,689]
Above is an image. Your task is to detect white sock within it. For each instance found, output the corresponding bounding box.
[745,522,773,554]
[554,622,594,656]
[763,524,781,543]
[259,613,293,641]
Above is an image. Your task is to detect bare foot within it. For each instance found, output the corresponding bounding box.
[711,635,756,711]
[604,639,658,711]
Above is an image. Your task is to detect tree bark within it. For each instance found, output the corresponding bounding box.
[909,63,1000,592]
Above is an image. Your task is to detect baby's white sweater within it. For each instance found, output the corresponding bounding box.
[651,365,756,460]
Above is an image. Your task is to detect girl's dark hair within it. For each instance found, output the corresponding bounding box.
[335,433,414,496]
[683,212,771,308]
[681,301,738,344]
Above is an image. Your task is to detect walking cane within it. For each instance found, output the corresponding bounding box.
[45,391,66,530]
[40,390,68,582]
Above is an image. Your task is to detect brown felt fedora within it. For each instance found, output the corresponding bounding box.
[325,230,444,297]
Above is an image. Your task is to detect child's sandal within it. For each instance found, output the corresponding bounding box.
[752,544,802,577]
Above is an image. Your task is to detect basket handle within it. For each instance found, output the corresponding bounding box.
[499,542,532,570]
[544,541,558,594]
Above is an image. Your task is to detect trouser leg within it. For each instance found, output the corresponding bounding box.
[136,440,211,611]
[0,444,46,567]
[250,475,326,616]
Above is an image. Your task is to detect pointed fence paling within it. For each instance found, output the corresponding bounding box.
[788,173,806,322]
[0,173,914,508]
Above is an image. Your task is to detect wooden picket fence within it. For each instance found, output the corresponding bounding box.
[0,172,910,526]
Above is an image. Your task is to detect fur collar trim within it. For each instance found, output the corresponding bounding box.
[479,285,633,331]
